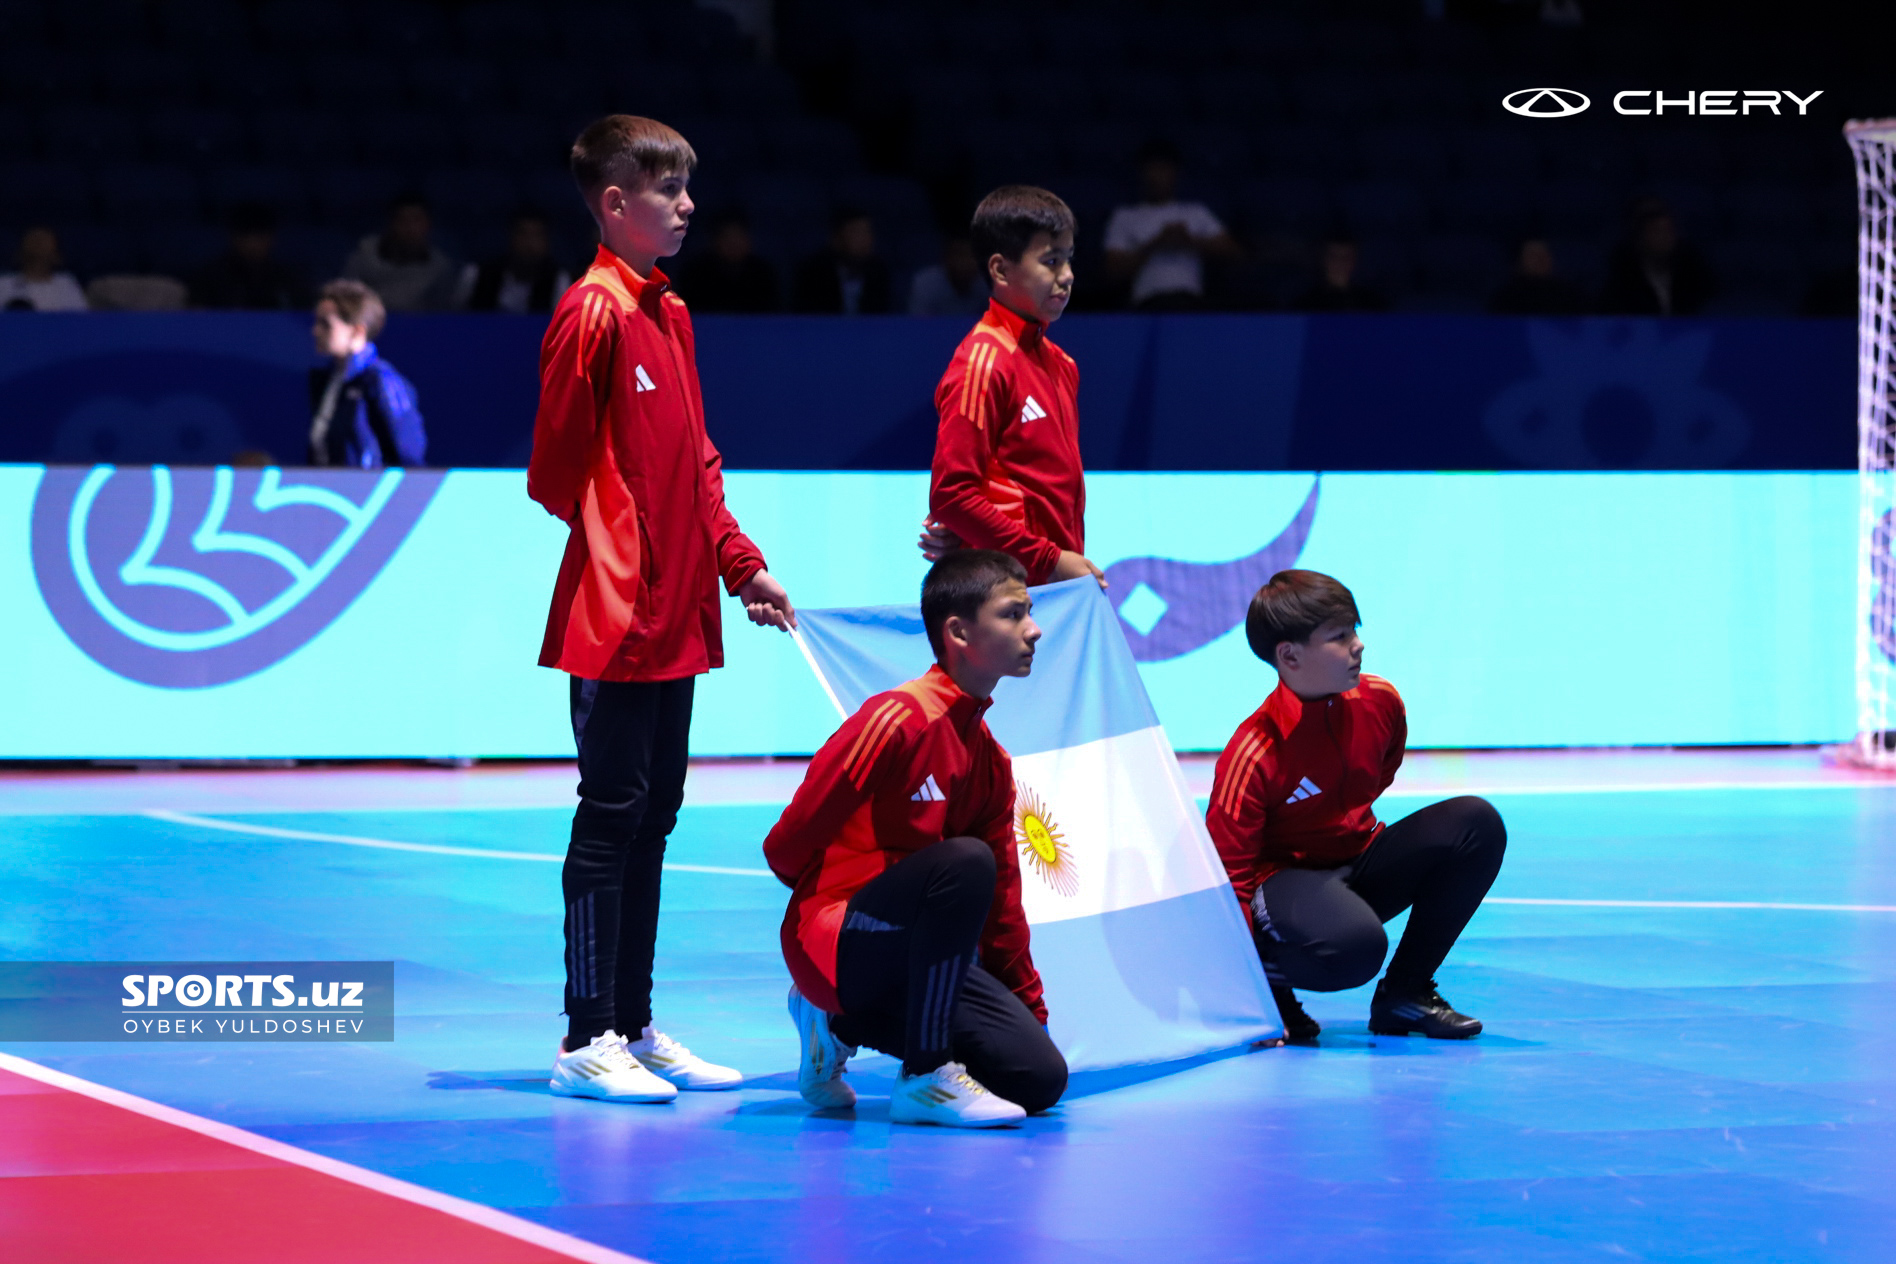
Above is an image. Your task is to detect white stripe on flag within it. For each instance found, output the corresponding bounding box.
[1011,724,1230,925]
[790,626,849,720]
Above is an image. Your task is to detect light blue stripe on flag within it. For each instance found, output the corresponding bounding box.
[797,577,1159,759]
[794,575,1279,1071]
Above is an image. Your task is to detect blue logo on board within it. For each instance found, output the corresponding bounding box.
[31,465,442,688]
[1105,480,1319,662]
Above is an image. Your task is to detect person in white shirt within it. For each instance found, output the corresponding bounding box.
[0,227,89,312]
[343,194,458,312]
[1103,140,1241,311]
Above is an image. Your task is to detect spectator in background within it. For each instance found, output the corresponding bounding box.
[1295,233,1388,312]
[908,234,989,317]
[456,209,572,313]
[1104,139,1240,311]
[190,203,312,310]
[343,193,458,311]
[308,279,427,468]
[1488,237,1584,315]
[1598,197,1716,316]
[793,207,892,314]
[0,227,88,311]
[677,208,779,312]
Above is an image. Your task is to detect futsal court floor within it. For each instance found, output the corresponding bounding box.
[3,747,1894,1263]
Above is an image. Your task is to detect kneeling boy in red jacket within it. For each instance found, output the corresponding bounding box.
[1208,570,1507,1045]
[764,550,1068,1127]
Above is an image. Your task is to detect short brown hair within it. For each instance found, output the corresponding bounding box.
[316,279,385,339]
[571,115,696,201]
[1245,570,1360,670]
[971,185,1075,265]
[921,549,1029,660]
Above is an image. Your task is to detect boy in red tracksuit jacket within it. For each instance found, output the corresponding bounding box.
[765,550,1068,1128]
[1208,570,1507,1046]
[530,115,797,1105]
[922,187,1103,587]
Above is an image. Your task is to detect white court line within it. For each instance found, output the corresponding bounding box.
[142,810,1896,909]
[1485,897,1896,912]
[143,809,776,877]
[0,1051,653,1264]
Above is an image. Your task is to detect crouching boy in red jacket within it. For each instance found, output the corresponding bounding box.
[764,550,1068,1128]
[530,115,796,1103]
[1208,570,1507,1046]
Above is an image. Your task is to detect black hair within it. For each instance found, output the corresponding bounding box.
[830,204,871,230]
[970,185,1076,265]
[228,201,278,234]
[1244,569,1360,671]
[922,550,1030,660]
[1137,137,1181,166]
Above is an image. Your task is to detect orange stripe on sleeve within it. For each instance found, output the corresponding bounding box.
[843,701,904,787]
[1216,731,1266,817]
[853,709,910,783]
[959,343,996,428]
[842,701,900,776]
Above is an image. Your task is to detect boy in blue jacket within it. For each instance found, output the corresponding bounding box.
[307,279,427,468]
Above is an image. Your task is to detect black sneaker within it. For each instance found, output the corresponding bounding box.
[1268,984,1321,1046]
[1368,979,1482,1039]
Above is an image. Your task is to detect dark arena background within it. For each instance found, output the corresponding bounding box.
[3,2,1895,1261]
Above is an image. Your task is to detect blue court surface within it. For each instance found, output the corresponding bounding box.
[3,751,1895,1263]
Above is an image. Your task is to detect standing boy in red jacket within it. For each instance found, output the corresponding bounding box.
[764,550,1068,1128]
[1207,570,1507,1046]
[529,115,796,1103]
[922,187,1104,587]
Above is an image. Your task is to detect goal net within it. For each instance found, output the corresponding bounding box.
[1846,120,1896,770]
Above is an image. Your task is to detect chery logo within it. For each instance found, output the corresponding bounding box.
[31,465,441,688]
[1503,88,1590,118]
[1504,88,1823,118]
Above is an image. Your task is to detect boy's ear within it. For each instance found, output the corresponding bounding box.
[941,613,971,652]
[986,252,1009,289]
[1273,639,1300,674]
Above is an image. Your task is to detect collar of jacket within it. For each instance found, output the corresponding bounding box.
[339,342,379,379]
[920,663,995,735]
[982,296,1046,349]
[1264,678,1363,735]
[595,244,674,316]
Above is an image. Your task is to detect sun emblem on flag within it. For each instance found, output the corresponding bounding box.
[1014,782,1078,896]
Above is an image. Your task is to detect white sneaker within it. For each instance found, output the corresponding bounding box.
[888,1061,1026,1129]
[788,985,857,1108]
[549,1029,678,1103]
[627,1025,744,1091]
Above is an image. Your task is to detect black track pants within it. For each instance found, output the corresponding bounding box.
[832,837,1068,1112]
[1252,795,1506,995]
[561,675,694,1045]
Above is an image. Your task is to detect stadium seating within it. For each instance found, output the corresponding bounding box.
[0,0,1865,315]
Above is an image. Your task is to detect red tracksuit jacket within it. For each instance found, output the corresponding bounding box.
[527,246,766,682]
[762,665,1046,1021]
[1206,675,1409,915]
[929,299,1084,586]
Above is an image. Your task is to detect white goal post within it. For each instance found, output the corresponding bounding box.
[1845,120,1896,770]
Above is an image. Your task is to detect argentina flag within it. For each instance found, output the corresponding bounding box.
[793,577,1280,1071]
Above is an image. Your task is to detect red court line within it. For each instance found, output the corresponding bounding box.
[0,1053,649,1264]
